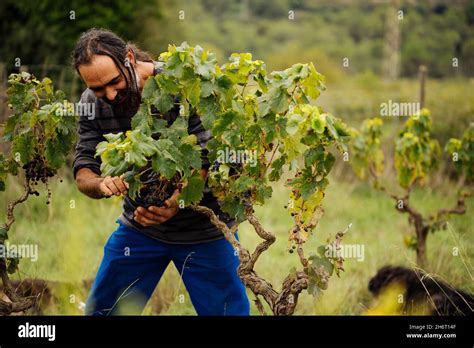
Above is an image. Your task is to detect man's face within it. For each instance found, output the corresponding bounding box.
[78,54,129,104]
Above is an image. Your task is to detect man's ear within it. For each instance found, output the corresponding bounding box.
[125,49,136,67]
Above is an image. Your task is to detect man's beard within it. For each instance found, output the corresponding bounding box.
[102,72,141,117]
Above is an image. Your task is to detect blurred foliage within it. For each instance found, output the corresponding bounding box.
[175,0,474,77]
[445,122,474,182]
[1,0,473,77]
[0,0,472,140]
[394,109,441,188]
[0,0,160,70]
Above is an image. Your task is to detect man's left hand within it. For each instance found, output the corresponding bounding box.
[134,189,180,227]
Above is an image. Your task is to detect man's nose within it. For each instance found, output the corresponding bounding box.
[105,87,117,101]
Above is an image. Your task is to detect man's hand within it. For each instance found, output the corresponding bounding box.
[99,175,129,197]
[134,189,180,227]
[76,168,130,199]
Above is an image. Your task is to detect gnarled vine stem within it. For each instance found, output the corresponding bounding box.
[189,204,318,315]
[0,175,37,315]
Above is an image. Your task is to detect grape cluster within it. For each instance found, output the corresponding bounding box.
[135,174,178,208]
[22,155,55,185]
[21,155,55,204]
[137,186,167,208]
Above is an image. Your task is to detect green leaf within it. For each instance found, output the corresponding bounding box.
[151,118,168,134]
[213,110,237,134]
[325,115,339,140]
[311,113,326,134]
[7,257,20,274]
[255,182,272,203]
[216,75,232,90]
[45,138,65,169]
[0,226,8,239]
[196,61,215,80]
[135,140,157,158]
[304,146,325,167]
[307,278,322,297]
[233,175,253,193]
[157,74,179,94]
[167,53,185,78]
[179,175,205,205]
[269,87,289,114]
[324,153,336,173]
[197,96,220,130]
[220,195,246,222]
[309,255,334,277]
[182,134,198,145]
[2,113,20,141]
[269,155,286,181]
[186,78,201,106]
[286,113,303,136]
[258,98,271,116]
[300,181,318,200]
[127,176,141,200]
[200,80,214,98]
[12,133,35,164]
[243,124,261,147]
[131,107,152,133]
[103,132,125,143]
[151,155,176,180]
[128,146,148,168]
[153,91,174,114]
[142,76,159,99]
[180,143,202,170]
[302,63,325,99]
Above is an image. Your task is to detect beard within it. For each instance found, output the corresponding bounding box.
[102,71,142,118]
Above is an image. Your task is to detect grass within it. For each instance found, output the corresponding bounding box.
[1,165,472,315]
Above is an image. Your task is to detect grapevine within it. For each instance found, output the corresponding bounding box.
[96,43,352,315]
[0,72,78,314]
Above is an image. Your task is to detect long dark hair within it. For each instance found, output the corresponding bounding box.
[72,28,153,112]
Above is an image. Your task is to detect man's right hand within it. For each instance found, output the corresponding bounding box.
[75,168,130,199]
[99,175,129,197]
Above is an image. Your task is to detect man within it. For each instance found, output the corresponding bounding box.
[72,28,249,315]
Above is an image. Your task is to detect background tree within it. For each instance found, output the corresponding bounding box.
[348,110,473,267]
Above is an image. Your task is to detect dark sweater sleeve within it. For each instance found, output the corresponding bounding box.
[187,112,212,171]
[72,90,103,179]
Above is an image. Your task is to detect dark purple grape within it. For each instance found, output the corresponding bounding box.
[23,155,56,186]
[211,160,220,172]
[134,174,177,208]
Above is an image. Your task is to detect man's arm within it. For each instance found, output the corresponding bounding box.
[75,167,129,199]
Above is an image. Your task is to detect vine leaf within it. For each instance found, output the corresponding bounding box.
[179,175,205,205]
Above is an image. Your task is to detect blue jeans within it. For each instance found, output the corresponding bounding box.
[85,219,250,316]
